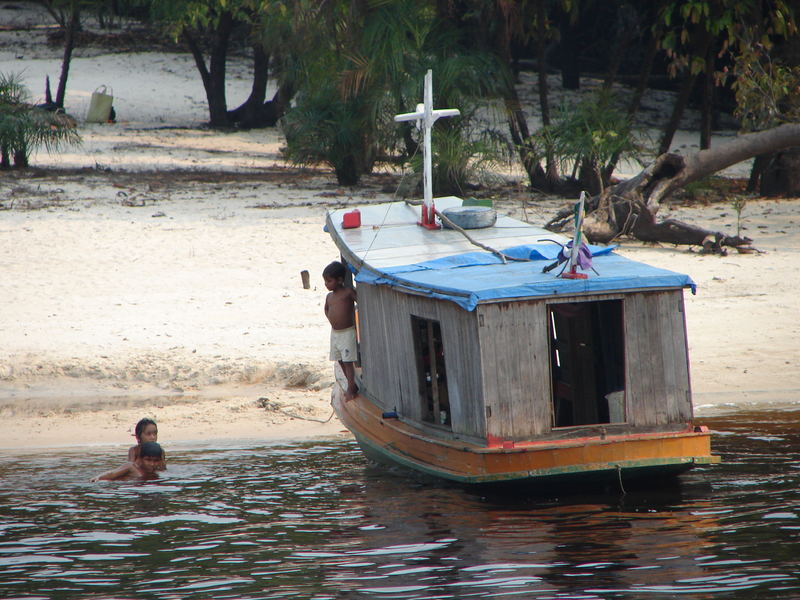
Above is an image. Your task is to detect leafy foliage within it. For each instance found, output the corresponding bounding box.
[93,0,154,28]
[531,90,648,193]
[659,0,797,78]
[0,73,81,169]
[151,0,252,38]
[281,0,510,187]
[731,41,800,131]
[282,80,376,186]
[406,124,511,197]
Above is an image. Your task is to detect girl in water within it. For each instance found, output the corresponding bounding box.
[128,418,166,470]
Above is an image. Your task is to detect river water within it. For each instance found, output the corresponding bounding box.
[1,409,798,600]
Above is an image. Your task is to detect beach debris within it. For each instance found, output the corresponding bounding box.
[117,190,145,206]
[256,397,334,423]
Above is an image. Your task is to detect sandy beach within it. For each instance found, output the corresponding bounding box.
[1,4,799,451]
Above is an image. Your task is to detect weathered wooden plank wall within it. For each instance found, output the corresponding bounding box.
[357,283,486,438]
[477,301,551,439]
[624,290,693,425]
[358,283,692,441]
[658,291,693,420]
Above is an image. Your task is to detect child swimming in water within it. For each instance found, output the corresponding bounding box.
[128,418,166,470]
[92,441,164,481]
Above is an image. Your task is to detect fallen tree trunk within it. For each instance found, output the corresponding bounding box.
[547,123,800,252]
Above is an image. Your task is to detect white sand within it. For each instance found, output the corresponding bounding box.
[1,5,798,450]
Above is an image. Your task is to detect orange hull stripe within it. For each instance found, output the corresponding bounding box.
[335,393,717,479]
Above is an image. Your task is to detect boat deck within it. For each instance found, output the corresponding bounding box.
[327,199,696,311]
[328,197,559,270]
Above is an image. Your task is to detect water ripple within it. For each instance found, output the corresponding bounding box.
[0,415,798,599]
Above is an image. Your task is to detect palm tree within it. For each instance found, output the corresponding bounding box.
[282,0,510,187]
[0,73,81,168]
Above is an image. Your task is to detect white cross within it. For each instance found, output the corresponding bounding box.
[394,70,460,228]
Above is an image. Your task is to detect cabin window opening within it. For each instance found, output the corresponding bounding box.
[548,299,625,428]
[411,316,450,428]
[550,312,562,367]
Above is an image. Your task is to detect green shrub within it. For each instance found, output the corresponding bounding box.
[532,90,649,193]
[281,85,375,186]
[0,73,81,169]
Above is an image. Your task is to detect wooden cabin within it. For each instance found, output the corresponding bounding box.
[357,284,692,443]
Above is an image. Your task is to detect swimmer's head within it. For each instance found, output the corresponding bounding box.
[140,441,164,459]
[138,441,163,475]
[134,418,158,444]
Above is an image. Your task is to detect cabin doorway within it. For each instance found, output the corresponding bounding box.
[548,300,625,428]
[410,316,451,428]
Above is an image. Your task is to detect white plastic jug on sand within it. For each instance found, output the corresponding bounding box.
[86,85,113,123]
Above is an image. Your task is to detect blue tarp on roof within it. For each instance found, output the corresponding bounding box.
[355,243,696,311]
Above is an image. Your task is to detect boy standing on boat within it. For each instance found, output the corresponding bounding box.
[323,261,358,400]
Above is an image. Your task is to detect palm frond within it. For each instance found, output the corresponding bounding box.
[0,72,80,167]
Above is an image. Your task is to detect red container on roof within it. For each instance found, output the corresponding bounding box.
[342,209,361,229]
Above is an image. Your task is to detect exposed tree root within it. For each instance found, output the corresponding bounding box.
[546,124,800,253]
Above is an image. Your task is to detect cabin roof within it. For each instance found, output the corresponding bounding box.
[327,198,696,311]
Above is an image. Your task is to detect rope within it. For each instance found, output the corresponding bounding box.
[362,140,421,263]
[280,409,335,424]
[391,132,529,265]
[433,207,512,264]
[393,201,534,264]
[257,398,335,424]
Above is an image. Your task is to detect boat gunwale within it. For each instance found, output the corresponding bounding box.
[342,405,719,484]
[335,391,714,456]
[361,440,719,484]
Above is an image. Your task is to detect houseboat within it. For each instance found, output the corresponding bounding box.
[325,71,718,485]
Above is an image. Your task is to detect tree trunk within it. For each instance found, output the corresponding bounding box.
[224,45,294,129]
[502,87,547,189]
[601,4,637,91]
[659,30,713,154]
[488,0,548,190]
[658,71,699,155]
[557,9,580,90]
[183,11,234,128]
[261,79,294,126]
[13,150,28,168]
[548,124,800,251]
[759,148,800,197]
[206,11,232,127]
[747,153,771,192]
[335,154,360,186]
[647,124,800,209]
[55,1,79,109]
[535,0,558,185]
[227,43,269,128]
[699,43,714,150]
[603,29,659,181]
